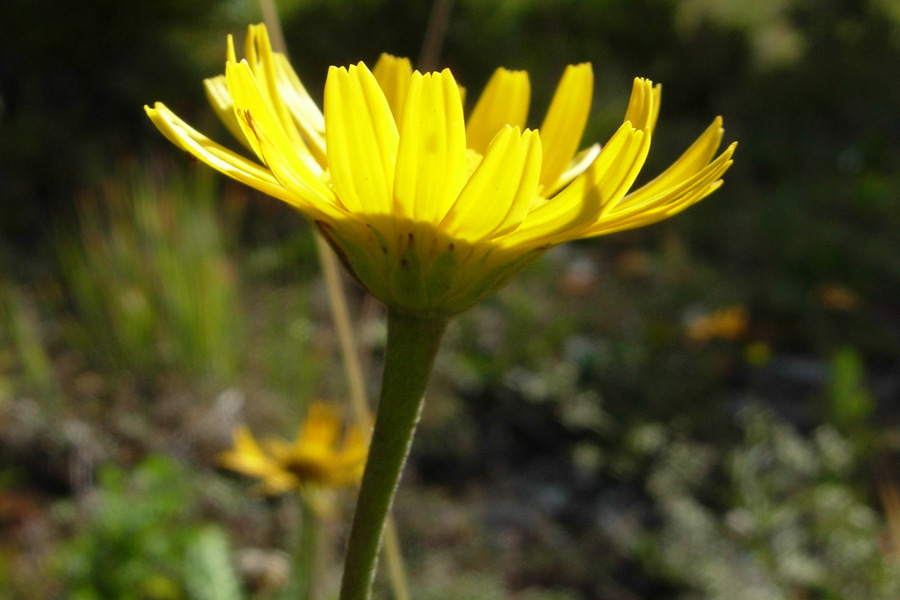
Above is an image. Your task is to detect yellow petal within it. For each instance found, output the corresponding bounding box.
[243,24,311,157]
[538,63,593,191]
[225,58,319,179]
[299,402,341,447]
[203,75,254,150]
[441,126,541,241]
[593,182,725,236]
[649,83,662,131]
[273,53,327,167]
[227,61,335,207]
[373,53,413,124]
[259,471,301,495]
[623,77,657,132]
[616,147,733,220]
[502,121,647,249]
[244,25,260,76]
[226,34,237,63]
[544,143,601,198]
[219,426,277,479]
[594,130,653,218]
[325,63,399,216]
[264,437,294,462]
[145,102,300,207]
[589,142,736,236]
[620,117,724,208]
[393,69,467,226]
[337,428,370,467]
[465,67,530,155]
[237,107,347,221]
[233,426,264,456]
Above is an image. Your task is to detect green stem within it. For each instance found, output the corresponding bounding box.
[339,310,448,600]
[283,498,319,600]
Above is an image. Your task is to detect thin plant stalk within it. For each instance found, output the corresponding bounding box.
[313,233,370,425]
[281,498,320,600]
[257,3,411,599]
[338,312,447,600]
[417,0,454,71]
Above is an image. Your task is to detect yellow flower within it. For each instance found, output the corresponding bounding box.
[147,24,736,317]
[685,305,749,344]
[816,283,860,311]
[219,402,367,510]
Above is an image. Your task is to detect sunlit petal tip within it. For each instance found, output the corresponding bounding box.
[465,66,531,154]
[720,141,738,163]
[648,83,663,130]
[374,53,413,77]
[225,34,237,63]
[244,25,260,68]
[537,63,593,190]
[561,62,593,83]
[354,61,375,78]
[373,53,413,123]
[624,78,657,131]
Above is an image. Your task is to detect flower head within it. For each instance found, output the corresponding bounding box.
[219,402,367,512]
[147,24,735,317]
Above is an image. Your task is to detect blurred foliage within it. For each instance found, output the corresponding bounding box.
[250,286,320,404]
[826,346,876,434]
[185,527,243,600]
[0,284,58,402]
[53,455,240,600]
[57,162,242,381]
[636,406,900,600]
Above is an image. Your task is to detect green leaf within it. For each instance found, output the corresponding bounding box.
[184,526,243,600]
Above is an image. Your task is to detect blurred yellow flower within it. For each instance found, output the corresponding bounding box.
[686,305,749,344]
[219,402,367,510]
[816,283,860,311]
[147,24,735,316]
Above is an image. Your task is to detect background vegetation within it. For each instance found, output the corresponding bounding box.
[1,0,899,598]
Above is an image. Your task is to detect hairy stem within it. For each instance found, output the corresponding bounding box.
[338,311,447,600]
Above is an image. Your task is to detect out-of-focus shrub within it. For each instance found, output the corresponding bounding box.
[54,455,241,600]
[637,406,900,600]
[0,284,58,402]
[58,162,242,381]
